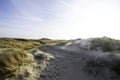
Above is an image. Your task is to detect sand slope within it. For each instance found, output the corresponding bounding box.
[39,44,120,80]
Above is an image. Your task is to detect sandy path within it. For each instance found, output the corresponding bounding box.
[39,45,120,80]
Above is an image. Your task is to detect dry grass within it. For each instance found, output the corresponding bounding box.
[0,48,34,79]
[0,38,67,79]
[0,38,68,50]
[0,38,41,50]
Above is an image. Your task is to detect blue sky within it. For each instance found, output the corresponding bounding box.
[0,0,120,39]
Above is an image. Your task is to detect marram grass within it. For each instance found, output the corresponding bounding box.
[0,38,67,79]
[0,48,34,77]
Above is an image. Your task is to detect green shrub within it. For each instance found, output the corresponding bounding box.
[91,37,120,53]
[111,58,120,75]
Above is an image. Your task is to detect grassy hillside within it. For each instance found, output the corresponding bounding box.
[0,38,67,79]
[0,38,67,50]
[91,37,120,53]
[0,49,34,78]
[90,37,120,75]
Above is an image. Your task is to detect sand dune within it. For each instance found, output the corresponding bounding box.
[39,39,120,80]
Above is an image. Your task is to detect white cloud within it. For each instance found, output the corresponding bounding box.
[15,15,43,22]
[55,0,72,7]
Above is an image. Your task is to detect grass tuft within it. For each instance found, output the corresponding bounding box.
[0,38,67,79]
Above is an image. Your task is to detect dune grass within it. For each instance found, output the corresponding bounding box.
[0,38,67,50]
[0,48,34,79]
[91,37,120,53]
[0,38,41,50]
[90,37,120,75]
[0,38,67,79]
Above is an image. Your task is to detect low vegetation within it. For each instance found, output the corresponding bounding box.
[0,49,34,79]
[90,37,120,75]
[90,37,120,53]
[0,38,67,50]
[111,58,120,75]
[0,38,67,79]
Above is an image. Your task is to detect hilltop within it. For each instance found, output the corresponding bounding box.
[0,38,67,80]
